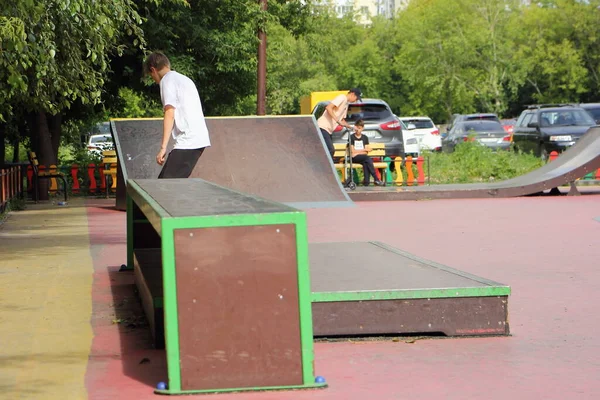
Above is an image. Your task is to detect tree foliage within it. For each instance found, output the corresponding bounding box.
[3,0,600,165]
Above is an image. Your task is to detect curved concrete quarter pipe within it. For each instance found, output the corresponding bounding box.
[350,126,600,201]
[111,116,352,210]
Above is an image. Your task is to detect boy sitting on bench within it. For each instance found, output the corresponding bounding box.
[351,119,384,186]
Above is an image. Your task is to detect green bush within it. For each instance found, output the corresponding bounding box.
[424,142,544,184]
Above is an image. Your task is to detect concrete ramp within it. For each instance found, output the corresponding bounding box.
[351,126,600,201]
[111,116,352,209]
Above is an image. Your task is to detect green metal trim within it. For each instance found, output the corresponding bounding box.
[311,286,511,303]
[160,219,182,393]
[155,382,327,395]
[127,180,170,234]
[293,213,317,385]
[126,194,134,269]
[168,211,303,231]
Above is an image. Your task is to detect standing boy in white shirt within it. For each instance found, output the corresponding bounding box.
[317,88,362,160]
[143,51,211,178]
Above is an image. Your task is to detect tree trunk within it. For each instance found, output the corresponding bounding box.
[36,111,57,165]
[12,137,19,163]
[48,113,62,157]
[31,111,55,200]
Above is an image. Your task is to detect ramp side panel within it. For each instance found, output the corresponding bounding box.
[111,119,173,182]
[111,116,350,205]
[191,116,350,203]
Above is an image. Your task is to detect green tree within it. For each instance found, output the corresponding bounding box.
[395,0,521,122]
[509,0,595,107]
[0,0,151,165]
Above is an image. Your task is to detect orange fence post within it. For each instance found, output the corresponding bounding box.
[394,157,404,185]
[416,156,425,185]
[1,169,5,208]
[88,163,97,194]
[27,166,33,194]
[596,168,600,180]
[406,156,414,186]
[71,165,80,193]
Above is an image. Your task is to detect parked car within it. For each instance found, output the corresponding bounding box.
[500,118,517,135]
[512,104,596,160]
[442,120,512,153]
[578,103,600,124]
[87,133,114,155]
[397,118,419,156]
[446,113,500,132]
[312,98,405,158]
[399,116,442,154]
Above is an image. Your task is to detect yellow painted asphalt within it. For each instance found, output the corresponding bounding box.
[0,198,93,399]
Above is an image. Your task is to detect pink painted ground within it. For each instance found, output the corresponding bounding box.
[84,195,600,399]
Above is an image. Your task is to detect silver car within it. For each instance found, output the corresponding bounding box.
[442,120,512,152]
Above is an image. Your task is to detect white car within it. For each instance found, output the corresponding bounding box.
[399,116,442,155]
[397,117,419,156]
[87,133,114,155]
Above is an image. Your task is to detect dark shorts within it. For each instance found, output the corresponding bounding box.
[158,148,205,179]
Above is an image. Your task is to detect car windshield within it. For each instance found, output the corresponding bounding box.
[540,110,595,127]
[583,107,600,122]
[463,121,504,132]
[403,119,434,129]
[91,135,113,144]
[346,104,393,122]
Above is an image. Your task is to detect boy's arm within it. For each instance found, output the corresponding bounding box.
[156,106,175,165]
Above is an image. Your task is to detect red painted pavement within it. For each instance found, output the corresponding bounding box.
[84,195,600,399]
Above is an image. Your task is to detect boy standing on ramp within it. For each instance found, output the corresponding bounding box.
[144,51,211,178]
[317,88,362,160]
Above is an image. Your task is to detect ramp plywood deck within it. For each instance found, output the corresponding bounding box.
[111,116,352,208]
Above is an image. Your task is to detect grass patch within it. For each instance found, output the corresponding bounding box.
[423,142,544,184]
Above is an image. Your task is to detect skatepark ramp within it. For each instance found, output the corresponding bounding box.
[350,126,600,201]
[111,116,352,210]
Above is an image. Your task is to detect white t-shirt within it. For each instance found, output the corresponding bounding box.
[317,94,349,134]
[160,70,211,150]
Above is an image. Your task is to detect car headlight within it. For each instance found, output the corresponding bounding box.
[549,135,572,141]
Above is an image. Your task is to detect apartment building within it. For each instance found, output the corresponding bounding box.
[317,0,409,24]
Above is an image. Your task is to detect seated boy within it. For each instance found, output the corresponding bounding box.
[350,119,384,186]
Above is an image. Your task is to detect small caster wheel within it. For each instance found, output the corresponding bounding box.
[348,182,356,190]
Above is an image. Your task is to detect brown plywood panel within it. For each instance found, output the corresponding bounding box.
[312,297,509,337]
[111,117,350,207]
[133,249,164,348]
[174,224,303,391]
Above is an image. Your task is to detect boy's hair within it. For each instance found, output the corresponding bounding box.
[355,119,365,127]
[143,52,170,76]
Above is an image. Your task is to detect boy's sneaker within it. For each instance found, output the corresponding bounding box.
[374,180,384,186]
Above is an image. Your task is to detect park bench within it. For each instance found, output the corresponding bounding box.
[126,178,324,395]
[333,142,391,182]
[27,151,68,203]
[101,150,118,198]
